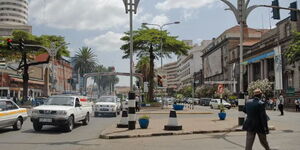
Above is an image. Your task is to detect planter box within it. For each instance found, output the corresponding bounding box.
[138,119,149,129]
[173,104,184,110]
[218,112,226,120]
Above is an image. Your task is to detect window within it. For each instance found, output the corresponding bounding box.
[5,101,18,110]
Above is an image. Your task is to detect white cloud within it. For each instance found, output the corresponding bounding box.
[155,0,217,10]
[84,31,124,52]
[151,14,170,26]
[29,0,127,30]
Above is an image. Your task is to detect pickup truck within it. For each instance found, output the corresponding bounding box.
[94,96,120,117]
[30,95,92,132]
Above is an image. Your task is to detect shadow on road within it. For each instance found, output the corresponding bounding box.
[21,123,83,134]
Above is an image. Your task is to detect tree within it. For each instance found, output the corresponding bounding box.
[247,79,273,98]
[120,26,190,102]
[195,85,218,98]
[285,31,300,64]
[178,85,193,98]
[135,56,150,82]
[0,30,70,101]
[73,47,97,77]
[93,65,119,97]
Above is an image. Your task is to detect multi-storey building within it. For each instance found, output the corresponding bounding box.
[202,25,267,92]
[0,0,32,36]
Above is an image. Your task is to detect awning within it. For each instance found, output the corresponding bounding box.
[241,51,275,65]
[11,78,44,85]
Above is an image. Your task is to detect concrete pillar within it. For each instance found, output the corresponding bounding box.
[128,92,136,130]
[264,59,268,79]
[249,64,253,83]
[260,60,264,80]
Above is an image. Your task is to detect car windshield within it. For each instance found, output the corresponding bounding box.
[46,97,74,106]
[0,101,6,110]
[97,97,116,103]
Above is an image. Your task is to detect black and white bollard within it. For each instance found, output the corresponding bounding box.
[238,93,245,126]
[164,110,182,130]
[117,110,128,128]
[128,92,136,130]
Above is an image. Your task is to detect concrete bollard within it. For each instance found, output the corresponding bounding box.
[164,110,182,131]
[128,92,136,130]
[117,110,128,128]
[238,97,245,126]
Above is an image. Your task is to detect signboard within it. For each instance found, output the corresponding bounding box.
[203,49,222,78]
[274,46,283,90]
[143,82,148,93]
[217,84,224,94]
[286,87,295,96]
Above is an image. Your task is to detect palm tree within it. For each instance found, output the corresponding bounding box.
[73,47,97,77]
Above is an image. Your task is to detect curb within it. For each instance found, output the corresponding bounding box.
[137,112,213,115]
[99,126,276,139]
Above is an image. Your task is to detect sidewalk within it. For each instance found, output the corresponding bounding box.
[100,107,276,139]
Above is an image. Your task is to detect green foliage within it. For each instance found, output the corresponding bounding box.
[176,94,184,100]
[195,85,217,98]
[178,85,193,97]
[73,47,97,77]
[93,65,119,95]
[219,104,226,113]
[139,115,150,120]
[136,56,150,82]
[0,30,70,59]
[247,79,273,97]
[286,31,300,64]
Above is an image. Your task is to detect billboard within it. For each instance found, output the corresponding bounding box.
[203,49,222,78]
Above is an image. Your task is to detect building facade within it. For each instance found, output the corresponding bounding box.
[0,0,31,36]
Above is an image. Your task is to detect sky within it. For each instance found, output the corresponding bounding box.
[28,0,298,86]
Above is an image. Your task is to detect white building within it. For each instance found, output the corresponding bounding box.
[0,0,31,36]
[177,40,211,90]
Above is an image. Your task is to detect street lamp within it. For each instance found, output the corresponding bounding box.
[142,21,180,109]
[122,0,140,130]
[45,42,70,95]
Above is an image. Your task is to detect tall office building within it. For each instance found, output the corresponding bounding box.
[0,0,32,36]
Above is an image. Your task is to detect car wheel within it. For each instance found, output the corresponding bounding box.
[33,122,43,131]
[65,116,74,132]
[82,113,89,125]
[13,118,22,130]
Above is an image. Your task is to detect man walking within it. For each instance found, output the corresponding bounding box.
[278,93,284,115]
[243,89,270,150]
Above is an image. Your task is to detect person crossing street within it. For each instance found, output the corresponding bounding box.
[243,89,270,150]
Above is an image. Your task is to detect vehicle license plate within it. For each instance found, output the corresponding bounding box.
[100,108,109,111]
[39,118,52,123]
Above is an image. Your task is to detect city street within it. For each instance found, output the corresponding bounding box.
[0,106,299,150]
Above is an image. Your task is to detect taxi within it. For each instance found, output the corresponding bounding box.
[0,99,28,130]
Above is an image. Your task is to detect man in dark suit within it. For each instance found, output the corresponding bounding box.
[243,88,270,150]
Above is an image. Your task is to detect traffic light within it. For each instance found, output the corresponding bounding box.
[157,75,163,87]
[7,38,13,49]
[19,38,24,50]
[272,0,280,20]
[290,1,298,21]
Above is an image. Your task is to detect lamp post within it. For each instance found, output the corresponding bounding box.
[122,0,140,130]
[142,21,180,109]
[45,42,70,95]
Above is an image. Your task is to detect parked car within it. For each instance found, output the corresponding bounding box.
[0,99,28,130]
[94,96,121,117]
[199,98,212,106]
[30,95,92,132]
[209,99,231,109]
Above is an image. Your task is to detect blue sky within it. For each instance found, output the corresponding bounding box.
[28,0,298,86]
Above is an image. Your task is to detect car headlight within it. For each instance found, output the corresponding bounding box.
[56,110,67,115]
[110,105,115,108]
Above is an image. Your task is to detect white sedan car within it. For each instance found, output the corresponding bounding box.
[0,99,28,130]
[209,99,231,109]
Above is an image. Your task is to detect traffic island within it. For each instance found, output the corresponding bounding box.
[99,116,275,139]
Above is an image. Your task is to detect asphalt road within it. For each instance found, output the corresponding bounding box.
[0,106,299,150]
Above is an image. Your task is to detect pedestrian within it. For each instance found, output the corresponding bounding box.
[278,93,284,116]
[243,88,270,150]
[295,99,299,112]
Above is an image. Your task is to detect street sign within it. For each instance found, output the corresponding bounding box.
[217,84,224,94]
